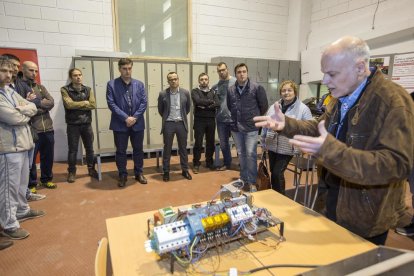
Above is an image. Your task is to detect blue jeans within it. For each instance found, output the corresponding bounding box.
[232,130,258,184]
[217,122,232,167]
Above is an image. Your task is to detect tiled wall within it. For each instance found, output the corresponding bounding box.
[0,0,114,160]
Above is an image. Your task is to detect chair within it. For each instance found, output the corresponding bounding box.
[95,237,110,276]
[289,153,318,209]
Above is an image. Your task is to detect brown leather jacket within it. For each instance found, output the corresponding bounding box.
[283,69,414,237]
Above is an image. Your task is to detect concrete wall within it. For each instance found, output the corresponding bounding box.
[191,0,290,62]
[302,0,414,84]
[0,0,114,161]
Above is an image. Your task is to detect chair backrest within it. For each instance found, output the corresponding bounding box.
[95,237,108,276]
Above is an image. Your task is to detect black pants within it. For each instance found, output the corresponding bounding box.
[162,121,188,172]
[193,117,216,167]
[113,129,144,177]
[365,231,389,245]
[268,151,293,194]
[29,131,54,186]
[67,124,95,173]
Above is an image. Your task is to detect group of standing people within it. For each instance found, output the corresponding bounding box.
[2,35,414,251]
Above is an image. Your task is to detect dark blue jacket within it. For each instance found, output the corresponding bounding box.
[106,77,147,132]
[227,79,268,132]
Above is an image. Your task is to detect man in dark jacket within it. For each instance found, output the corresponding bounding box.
[227,63,268,192]
[22,61,56,190]
[158,72,192,182]
[106,58,148,188]
[61,68,98,183]
[254,36,414,245]
[191,73,220,173]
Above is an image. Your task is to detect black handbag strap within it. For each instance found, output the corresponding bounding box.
[260,150,269,169]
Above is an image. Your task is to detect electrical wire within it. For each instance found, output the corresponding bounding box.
[371,0,380,30]
[247,264,321,274]
[229,222,244,237]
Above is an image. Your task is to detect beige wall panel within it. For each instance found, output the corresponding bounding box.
[177,63,190,91]
[74,60,93,87]
[147,63,162,107]
[112,61,118,78]
[148,107,163,145]
[91,111,98,150]
[131,62,145,82]
[93,60,111,108]
[97,107,114,149]
[162,63,176,90]
[191,64,206,88]
[207,65,219,87]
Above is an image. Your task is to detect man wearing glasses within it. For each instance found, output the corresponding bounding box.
[158,72,192,182]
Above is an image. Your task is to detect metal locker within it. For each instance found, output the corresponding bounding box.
[148,106,163,145]
[207,64,219,86]
[112,61,118,79]
[245,58,258,82]
[162,63,176,90]
[288,61,301,84]
[74,59,93,86]
[93,60,111,109]
[257,59,269,83]
[147,63,162,107]
[91,111,98,150]
[268,60,280,84]
[176,63,192,143]
[266,82,280,105]
[191,63,206,88]
[74,59,98,152]
[233,58,246,74]
[96,109,113,149]
[278,60,290,83]
[177,63,190,91]
[131,62,145,82]
[212,57,234,74]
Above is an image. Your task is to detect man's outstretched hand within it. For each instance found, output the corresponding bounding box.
[289,120,328,154]
[253,103,285,131]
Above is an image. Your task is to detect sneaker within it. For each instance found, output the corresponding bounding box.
[0,240,13,250]
[17,209,46,222]
[67,172,76,183]
[193,166,199,174]
[27,193,46,202]
[41,181,57,189]
[29,186,37,194]
[1,228,30,240]
[217,165,230,171]
[395,222,414,236]
[88,168,99,180]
